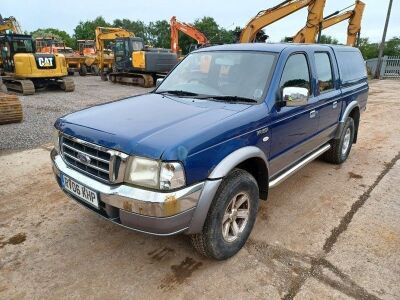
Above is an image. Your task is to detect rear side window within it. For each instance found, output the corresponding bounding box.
[280,53,310,91]
[336,50,367,84]
[314,52,334,92]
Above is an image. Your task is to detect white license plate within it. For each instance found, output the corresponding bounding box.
[62,174,99,208]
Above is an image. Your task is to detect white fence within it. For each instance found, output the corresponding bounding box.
[366,56,400,79]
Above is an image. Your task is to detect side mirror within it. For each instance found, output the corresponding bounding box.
[282,87,309,107]
[156,78,163,88]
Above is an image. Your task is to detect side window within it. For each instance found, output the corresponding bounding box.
[315,52,334,92]
[280,54,311,93]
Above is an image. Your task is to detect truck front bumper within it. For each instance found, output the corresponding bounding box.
[51,149,219,236]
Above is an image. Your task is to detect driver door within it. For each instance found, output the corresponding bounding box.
[268,53,320,176]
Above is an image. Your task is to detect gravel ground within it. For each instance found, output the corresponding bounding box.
[0,76,151,153]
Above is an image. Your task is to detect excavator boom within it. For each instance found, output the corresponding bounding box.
[347,0,365,46]
[292,0,326,43]
[292,0,365,46]
[170,16,209,54]
[0,16,22,34]
[239,0,321,43]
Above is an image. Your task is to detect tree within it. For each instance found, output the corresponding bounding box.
[358,37,378,59]
[319,34,339,45]
[74,16,110,41]
[31,28,74,47]
[147,20,170,48]
[113,19,148,42]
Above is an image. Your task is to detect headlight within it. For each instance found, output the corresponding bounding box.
[53,129,60,152]
[125,157,186,190]
[125,157,160,189]
[160,162,185,190]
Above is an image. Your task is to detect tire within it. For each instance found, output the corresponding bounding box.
[91,65,99,75]
[190,169,259,260]
[322,117,355,164]
[79,65,87,76]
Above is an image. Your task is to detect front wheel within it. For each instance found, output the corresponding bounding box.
[190,169,259,260]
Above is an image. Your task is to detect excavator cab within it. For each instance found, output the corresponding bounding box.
[0,34,35,72]
[114,37,145,72]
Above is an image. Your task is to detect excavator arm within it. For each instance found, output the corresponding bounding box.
[292,0,326,43]
[95,27,134,71]
[292,0,365,46]
[346,0,365,46]
[239,0,325,43]
[170,16,209,54]
[0,16,22,34]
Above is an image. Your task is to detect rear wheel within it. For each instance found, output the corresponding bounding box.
[190,169,259,260]
[322,117,355,164]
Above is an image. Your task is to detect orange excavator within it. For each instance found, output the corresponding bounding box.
[240,0,326,43]
[170,16,209,55]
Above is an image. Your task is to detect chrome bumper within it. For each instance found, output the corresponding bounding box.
[50,149,215,236]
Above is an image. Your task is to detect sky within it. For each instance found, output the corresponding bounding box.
[2,0,399,43]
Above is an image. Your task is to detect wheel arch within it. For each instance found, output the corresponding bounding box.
[335,101,360,142]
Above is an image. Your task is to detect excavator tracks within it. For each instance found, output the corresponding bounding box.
[60,77,75,92]
[108,73,154,88]
[3,79,35,95]
[0,92,23,125]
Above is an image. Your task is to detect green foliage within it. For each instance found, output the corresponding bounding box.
[358,36,400,59]
[74,16,110,41]
[319,34,339,45]
[113,19,147,42]
[31,28,74,48]
[147,20,170,49]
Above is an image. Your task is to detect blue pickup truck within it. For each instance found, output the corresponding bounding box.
[51,43,368,260]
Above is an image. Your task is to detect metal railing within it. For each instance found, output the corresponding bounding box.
[366,56,400,79]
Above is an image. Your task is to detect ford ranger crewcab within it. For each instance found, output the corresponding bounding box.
[51,43,368,260]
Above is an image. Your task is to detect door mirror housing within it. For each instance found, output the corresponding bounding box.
[282,87,309,107]
[156,78,163,88]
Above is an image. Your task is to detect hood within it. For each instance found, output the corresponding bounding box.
[56,93,250,159]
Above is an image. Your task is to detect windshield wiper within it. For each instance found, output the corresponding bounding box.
[200,95,258,103]
[155,90,200,97]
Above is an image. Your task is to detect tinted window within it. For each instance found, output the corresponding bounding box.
[336,50,367,84]
[280,54,310,92]
[315,52,334,92]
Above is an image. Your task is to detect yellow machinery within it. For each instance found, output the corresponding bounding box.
[293,0,365,45]
[0,15,21,34]
[96,27,178,87]
[36,37,87,76]
[95,27,134,80]
[0,33,74,95]
[77,39,113,75]
[239,0,326,43]
[0,91,23,124]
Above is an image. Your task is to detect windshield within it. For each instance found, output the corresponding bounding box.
[12,39,34,53]
[156,51,276,102]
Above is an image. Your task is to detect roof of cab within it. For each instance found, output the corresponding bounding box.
[196,42,356,53]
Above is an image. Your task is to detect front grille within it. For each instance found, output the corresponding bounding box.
[61,136,112,182]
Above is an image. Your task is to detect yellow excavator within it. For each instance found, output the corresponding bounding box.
[293,0,365,47]
[0,15,74,95]
[96,26,178,87]
[239,0,326,43]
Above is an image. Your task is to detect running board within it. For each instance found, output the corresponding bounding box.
[269,144,331,189]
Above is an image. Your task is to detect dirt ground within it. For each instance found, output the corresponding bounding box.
[0,78,399,299]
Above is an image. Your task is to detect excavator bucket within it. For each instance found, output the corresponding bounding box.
[0,92,23,125]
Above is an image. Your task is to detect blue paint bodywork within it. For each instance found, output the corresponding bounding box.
[55,43,368,186]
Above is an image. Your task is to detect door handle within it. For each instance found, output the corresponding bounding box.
[309,110,317,118]
[333,101,338,109]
